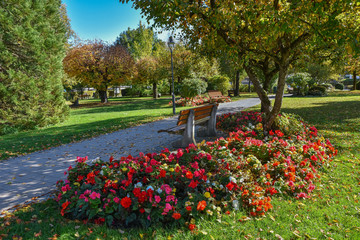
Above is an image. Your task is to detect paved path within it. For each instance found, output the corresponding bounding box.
[0,98,261,214]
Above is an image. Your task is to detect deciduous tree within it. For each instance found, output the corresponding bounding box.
[63,41,135,103]
[121,0,360,130]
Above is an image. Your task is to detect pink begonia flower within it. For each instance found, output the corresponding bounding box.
[89,191,100,200]
[296,192,309,199]
[145,166,153,173]
[161,184,172,195]
[68,165,72,171]
[191,161,199,169]
[109,189,116,194]
[150,159,158,166]
[84,189,91,195]
[113,197,120,203]
[154,195,161,203]
[61,184,71,192]
[308,184,315,192]
[176,149,184,159]
[147,215,151,220]
[64,171,67,175]
[288,181,294,187]
[165,195,175,202]
[65,180,70,184]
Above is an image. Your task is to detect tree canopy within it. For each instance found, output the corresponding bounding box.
[121,0,360,130]
[0,0,69,133]
[63,41,135,103]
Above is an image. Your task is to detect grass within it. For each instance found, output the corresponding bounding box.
[0,97,191,161]
[1,93,360,239]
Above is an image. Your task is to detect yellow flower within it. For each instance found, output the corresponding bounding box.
[169,168,174,172]
[207,172,212,176]
[204,192,211,198]
[122,167,128,172]
[74,182,80,187]
[172,188,176,192]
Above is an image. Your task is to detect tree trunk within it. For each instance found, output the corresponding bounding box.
[244,62,288,132]
[244,65,272,117]
[235,70,240,96]
[72,98,79,106]
[353,70,357,90]
[153,82,158,99]
[264,64,288,130]
[99,90,108,103]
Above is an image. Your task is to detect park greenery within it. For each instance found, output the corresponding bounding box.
[0,0,69,134]
[1,0,360,239]
[1,93,359,239]
[122,0,360,130]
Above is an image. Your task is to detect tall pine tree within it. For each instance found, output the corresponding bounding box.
[0,0,69,133]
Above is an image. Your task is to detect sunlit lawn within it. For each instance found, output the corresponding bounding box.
[0,97,191,161]
[1,92,360,239]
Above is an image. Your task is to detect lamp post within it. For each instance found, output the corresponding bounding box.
[168,36,176,115]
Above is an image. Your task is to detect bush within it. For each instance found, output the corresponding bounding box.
[57,112,337,230]
[180,78,207,99]
[287,73,312,96]
[239,84,254,92]
[207,75,231,95]
[335,83,344,90]
[122,85,151,97]
[308,85,327,96]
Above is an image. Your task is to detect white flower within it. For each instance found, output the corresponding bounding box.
[229,176,237,183]
[157,188,163,194]
[146,186,154,191]
[232,200,239,210]
[99,170,103,175]
[206,180,210,184]
[101,165,107,169]
[135,182,143,188]
[219,184,224,189]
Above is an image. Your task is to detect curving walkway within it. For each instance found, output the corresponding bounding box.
[0,98,261,214]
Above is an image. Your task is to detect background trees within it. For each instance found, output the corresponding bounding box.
[0,0,69,133]
[63,41,135,103]
[121,0,359,130]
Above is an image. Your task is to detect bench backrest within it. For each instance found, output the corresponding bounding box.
[177,104,217,126]
[208,90,224,98]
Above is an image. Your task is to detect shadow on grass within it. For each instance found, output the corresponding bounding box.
[281,99,360,130]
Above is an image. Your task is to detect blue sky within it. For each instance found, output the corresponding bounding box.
[62,0,170,43]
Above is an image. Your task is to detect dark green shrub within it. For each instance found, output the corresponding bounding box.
[308,85,327,96]
[273,113,305,136]
[208,75,231,95]
[0,0,69,131]
[239,84,254,92]
[287,73,312,96]
[180,78,207,98]
[335,83,344,90]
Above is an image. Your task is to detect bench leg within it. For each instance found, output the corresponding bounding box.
[205,105,217,136]
[172,109,196,148]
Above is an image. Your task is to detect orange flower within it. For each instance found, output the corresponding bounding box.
[172,212,181,220]
[197,200,207,211]
[188,224,196,231]
[185,171,193,179]
[273,161,280,167]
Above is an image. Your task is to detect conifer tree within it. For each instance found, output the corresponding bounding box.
[0,0,69,133]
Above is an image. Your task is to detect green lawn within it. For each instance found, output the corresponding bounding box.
[1,93,360,239]
[0,97,191,161]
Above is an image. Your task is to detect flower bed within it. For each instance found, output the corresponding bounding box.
[171,94,231,107]
[56,111,337,230]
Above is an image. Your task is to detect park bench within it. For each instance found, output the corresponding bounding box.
[158,104,218,148]
[208,90,227,102]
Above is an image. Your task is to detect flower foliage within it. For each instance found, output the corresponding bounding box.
[171,94,231,107]
[56,112,337,229]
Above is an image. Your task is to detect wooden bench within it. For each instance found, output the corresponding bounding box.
[208,90,227,102]
[158,104,218,148]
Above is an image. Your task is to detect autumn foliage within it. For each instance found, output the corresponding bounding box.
[63,41,135,103]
